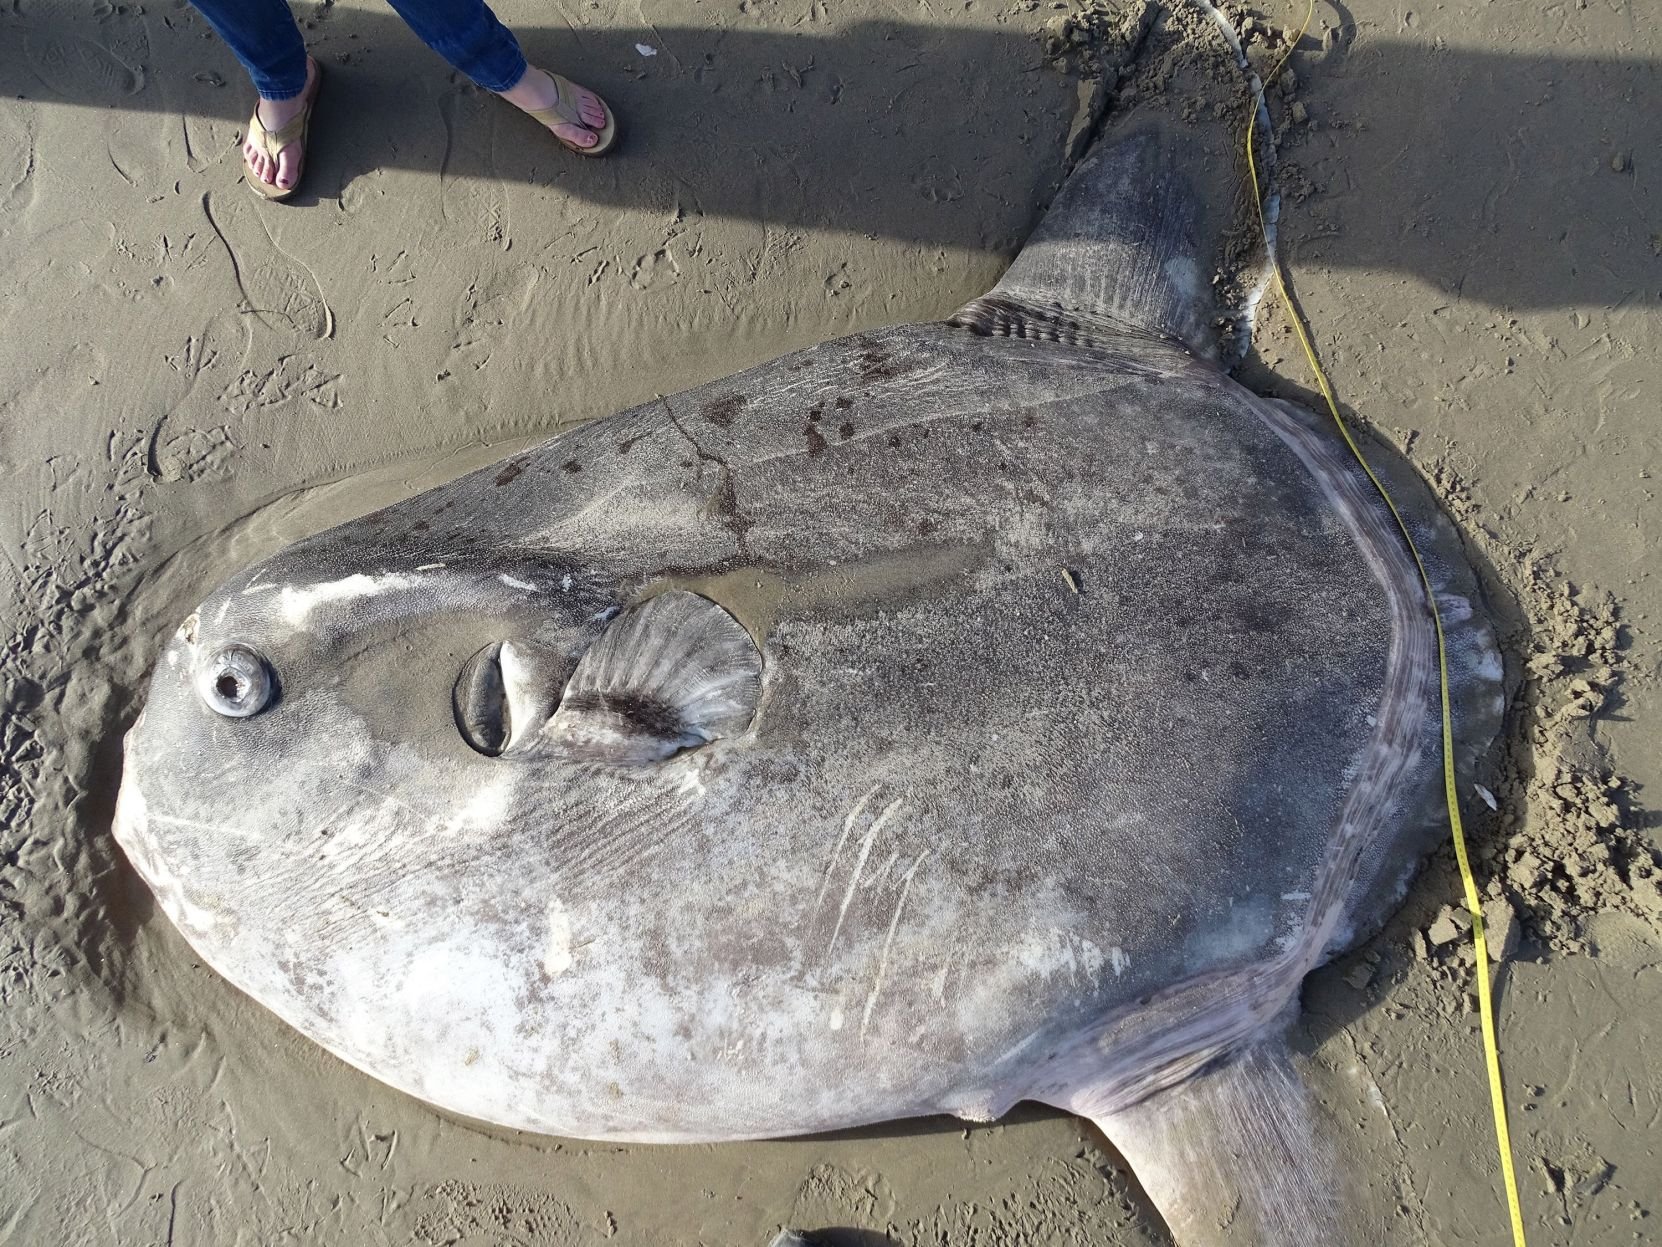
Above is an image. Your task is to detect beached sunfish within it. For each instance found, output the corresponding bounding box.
[114,122,1504,1245]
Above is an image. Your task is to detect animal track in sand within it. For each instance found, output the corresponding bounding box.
[145,313,253,477]
[445,268,539,372]
[411,1180,598,1244]
[629,247,683,290]
[201,192,334,340]
[162,314,251,388]
[218,354,342,413]
[366,249,422,347]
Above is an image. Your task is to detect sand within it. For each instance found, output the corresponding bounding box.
[0,0,1657,1242]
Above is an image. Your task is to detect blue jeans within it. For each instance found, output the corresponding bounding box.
[189,0,528,99]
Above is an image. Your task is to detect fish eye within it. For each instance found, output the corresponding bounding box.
[198,644,274,718]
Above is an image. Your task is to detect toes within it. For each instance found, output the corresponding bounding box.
[553,122,598,149]
[275,144,300,189]
[578,91,607,129]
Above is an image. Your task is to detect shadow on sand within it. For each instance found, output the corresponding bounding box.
[2,2,1658,308]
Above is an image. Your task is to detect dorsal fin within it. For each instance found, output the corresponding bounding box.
[951,122,1237,361]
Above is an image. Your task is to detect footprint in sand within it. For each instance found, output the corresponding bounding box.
[24,32,144,99]
[180,111,244,176]
[103,109,174,190]
[148,424,238,485]
[432,89,510,251]
[201,192,334,341]
[0,111,37,216]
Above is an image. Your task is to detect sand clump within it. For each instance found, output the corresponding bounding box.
[1494,575,1658,950]
[1387,456,1661,967]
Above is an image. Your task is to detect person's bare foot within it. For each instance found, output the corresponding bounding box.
[497,66,608,150]
[243,57,320,193]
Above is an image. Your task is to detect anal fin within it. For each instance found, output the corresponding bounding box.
[1054,1042,1348,1246]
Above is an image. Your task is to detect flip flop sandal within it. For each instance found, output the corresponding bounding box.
[526,71,619,157]
[244,58,322,200]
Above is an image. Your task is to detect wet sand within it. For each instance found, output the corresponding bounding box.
[1,0,1657,1243]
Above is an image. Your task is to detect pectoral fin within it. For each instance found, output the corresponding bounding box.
[548,590,763,764]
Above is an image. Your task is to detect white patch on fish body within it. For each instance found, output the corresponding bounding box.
[1434,593,1473,625]
[499,574,537,591]
[543,904,575,977]
[1161,255,1201,301]
[279,573,417,625]
[673,763,708,798]
[176,894,221,934]
[111,778,153,879]
[1108,946,1131,977]
[1474,647,1504,683]
[396,937,525,1069]
[452,777,515,832]
[1182,895,1274,973]
[1012,928,1107,984]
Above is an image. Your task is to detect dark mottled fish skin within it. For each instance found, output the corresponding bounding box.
[115,126,1505,1245]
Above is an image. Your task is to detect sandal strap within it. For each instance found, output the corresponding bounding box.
[248,108,307,158]
[526,71,604,131]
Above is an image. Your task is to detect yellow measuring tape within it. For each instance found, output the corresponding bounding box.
[1241,6,1528,1244]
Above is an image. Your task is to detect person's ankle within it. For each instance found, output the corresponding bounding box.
[498,66,556,111]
